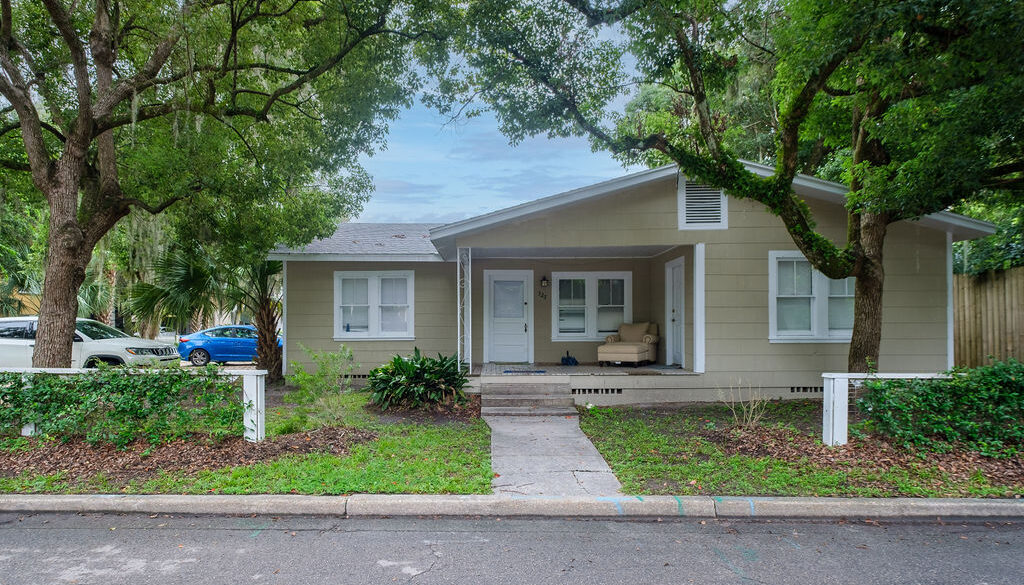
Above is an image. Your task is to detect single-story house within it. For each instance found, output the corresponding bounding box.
[270,162,994,404]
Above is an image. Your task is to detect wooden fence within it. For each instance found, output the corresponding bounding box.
[954,266,1024,367]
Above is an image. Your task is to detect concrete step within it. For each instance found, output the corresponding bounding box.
[481,406,579,417]
[481,394,576,408]
[480,383,570,396]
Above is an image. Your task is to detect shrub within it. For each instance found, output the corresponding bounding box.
[286,343,358,404]
[0,365,243,448]
[857,359,1024,457]
[367,349,468,410]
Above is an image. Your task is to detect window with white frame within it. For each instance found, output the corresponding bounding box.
[334,271,414,339]
[551,272,632,340]
[768,252,854,342]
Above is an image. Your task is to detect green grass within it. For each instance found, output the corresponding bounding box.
[580,403,1023,498]
[2,391,492,495]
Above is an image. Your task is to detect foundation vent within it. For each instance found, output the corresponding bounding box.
[572,388,624,395]
[789,386,823,394]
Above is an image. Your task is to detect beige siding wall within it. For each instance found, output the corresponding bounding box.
[285,178,951,394]
[284,261,456,375]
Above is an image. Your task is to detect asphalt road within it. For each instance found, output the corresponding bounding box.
[1,513,1021,584]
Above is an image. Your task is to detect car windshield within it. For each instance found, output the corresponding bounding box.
[76,320,130,340]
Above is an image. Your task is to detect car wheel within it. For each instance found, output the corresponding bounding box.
[189,349,211,366]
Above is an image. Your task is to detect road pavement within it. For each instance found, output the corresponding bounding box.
[2,512,1021,584]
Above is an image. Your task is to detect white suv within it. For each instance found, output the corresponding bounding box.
[0,317,179,368]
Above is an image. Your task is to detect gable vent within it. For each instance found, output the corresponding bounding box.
[678,176,727,230]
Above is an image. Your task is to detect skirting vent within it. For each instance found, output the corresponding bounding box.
[789,386,823,393]
[572,388,624,395]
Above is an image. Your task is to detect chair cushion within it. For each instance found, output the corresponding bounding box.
[619,322,649,342]
[598,343,649,361]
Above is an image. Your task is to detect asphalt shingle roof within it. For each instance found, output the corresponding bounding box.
[273,223,441,256]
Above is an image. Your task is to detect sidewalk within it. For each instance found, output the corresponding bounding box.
[486,415,622,497]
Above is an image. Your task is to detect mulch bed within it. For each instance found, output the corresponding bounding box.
[708,426,1024,491]
[373,394,481,424]
[0,426,378,486]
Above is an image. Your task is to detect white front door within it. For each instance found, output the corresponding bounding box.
[484,270,533,363]
[666,258,685,366]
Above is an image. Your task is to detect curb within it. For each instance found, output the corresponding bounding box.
[1,494,1021,520]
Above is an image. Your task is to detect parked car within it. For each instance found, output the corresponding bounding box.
[177,325,280,366]
[0,316,179,368]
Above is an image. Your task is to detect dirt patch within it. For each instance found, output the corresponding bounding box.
[374,395,482,425]
[0,426,377,486]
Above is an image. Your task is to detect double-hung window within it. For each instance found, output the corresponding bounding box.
[768,252,854,342]
[551,272,632,341]
[334,271,414,339]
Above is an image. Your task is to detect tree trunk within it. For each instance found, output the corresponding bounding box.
[33,181,91,367]
[847,213,888,372]
[254,297,282,384]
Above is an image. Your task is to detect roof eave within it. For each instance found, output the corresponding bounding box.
[268,253,446,262]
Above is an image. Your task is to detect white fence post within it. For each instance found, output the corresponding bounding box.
[821,372,950,447]
[239,370,266,443]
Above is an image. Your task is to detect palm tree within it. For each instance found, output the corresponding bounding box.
[128,249,222,335]
[225,261,283,383]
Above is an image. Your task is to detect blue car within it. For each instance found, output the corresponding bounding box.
[177,325,281,366]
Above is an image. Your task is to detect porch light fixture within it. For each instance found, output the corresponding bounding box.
[540,275,550,288]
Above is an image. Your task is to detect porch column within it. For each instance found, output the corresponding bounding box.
[693,242,706,373]
[457,247,472,370]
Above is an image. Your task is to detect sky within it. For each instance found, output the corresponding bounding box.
[355,101,637,224]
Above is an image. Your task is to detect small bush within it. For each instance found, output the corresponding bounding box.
[0,365,243,448]
[367,349,468,410]
[857,359,1024,457]
[286,343,358,404]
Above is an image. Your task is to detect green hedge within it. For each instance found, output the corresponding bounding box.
[367,349,468,410]
[857,360,1024,457]
[0,366,244,447]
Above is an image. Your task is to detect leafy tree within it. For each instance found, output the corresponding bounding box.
[128,247,221,335]
[453,0,1024,371]
[0,0,450,366]
[954,199,1024,275]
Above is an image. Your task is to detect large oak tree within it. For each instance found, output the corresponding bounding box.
[0,0,449,366]
[454,0,1024,371]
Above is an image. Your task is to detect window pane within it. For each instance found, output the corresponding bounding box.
[493,280,524,318]
[777,298,811,331]
[380,306,408,333]
[829,276,854,296]
[598,279,624,306]
[597,306,624,333]
[558,278,586,305]
[341,306,369,332]
[380,277,407,305]
[829,297,854,330]
[793,261,812,294]
[778,261,794,295]
[558,307,586,334]
[341,278,368,305]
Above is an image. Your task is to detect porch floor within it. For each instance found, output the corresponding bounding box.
[474,363,698,376]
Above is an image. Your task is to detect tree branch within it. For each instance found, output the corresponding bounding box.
[562,0,644,27]
[39,0,92,119]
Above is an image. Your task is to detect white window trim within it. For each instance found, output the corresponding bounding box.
[768,251,853,343]
[550,271,632,342]
[677,175,728,230]
[333,270,415,340]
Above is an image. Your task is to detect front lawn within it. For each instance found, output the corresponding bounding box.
[0,390,492,495]
[580,401,1024,498]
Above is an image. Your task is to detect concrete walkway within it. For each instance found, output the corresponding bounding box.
[484,415,622,496]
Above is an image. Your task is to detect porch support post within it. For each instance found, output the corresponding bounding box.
[457,247,472,371]
[693,242,706,373]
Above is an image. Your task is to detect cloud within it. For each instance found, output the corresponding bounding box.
[372,178,443,196]
[447,131,593,163]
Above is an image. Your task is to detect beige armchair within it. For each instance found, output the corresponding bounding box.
[598,322,659,366]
